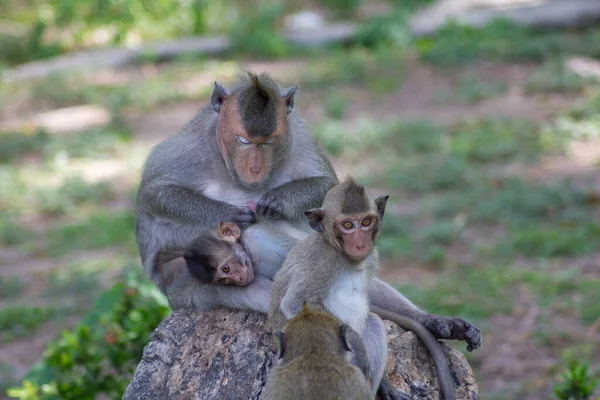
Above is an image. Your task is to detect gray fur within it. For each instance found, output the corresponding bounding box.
[135,73,337,312]
[363,313,388,390]
[269,228,386,395]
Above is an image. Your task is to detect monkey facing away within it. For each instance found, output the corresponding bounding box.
[269,177,479,400]
[262,305,374,400]
[135,72,338,311]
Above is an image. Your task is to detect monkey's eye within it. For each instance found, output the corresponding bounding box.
[361,219,372,227]
[237,136,251,145]
[343,221,353,230]
[265,138,274,144]
[222,265,231,273]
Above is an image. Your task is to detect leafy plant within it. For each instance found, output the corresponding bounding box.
[554,360,599,400]
[8,271,170,400]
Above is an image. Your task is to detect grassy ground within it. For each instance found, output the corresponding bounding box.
[1,19,600,400]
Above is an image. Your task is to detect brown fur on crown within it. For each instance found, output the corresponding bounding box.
[237,72,280,138]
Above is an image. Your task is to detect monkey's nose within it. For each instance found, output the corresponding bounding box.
[250,166,262,175]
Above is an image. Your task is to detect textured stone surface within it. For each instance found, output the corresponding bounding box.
[123,309,479,400]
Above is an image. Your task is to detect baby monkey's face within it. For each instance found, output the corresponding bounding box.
[216,240,255,286]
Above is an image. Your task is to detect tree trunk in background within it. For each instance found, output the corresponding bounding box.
[123,308,479,400]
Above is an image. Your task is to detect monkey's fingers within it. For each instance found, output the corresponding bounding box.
[256,194,284,218]
[234,207,256,228]
[425,316,452,339]
[443,316,483,352]
[465,324,482,352]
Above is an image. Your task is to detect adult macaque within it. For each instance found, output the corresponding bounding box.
[135,72,337,311]
[262,305,374,400]
[269,177,480,400]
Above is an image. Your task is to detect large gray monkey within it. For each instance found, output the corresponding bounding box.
[136,71,482,355]
[135,72,338,312]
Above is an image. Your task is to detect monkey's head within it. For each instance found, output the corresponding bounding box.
[183,222,255,286]
[211,72,298,189]
[304,176,389,265]
[273,305,355,365]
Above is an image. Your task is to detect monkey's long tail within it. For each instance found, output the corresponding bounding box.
[370,306,456,400]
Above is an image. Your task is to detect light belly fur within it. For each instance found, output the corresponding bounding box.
[323,269,369,335]
[203,180,260,207]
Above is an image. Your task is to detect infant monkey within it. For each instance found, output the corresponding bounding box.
[262,305,374,400]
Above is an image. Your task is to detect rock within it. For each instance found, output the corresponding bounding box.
[123,308,479,400]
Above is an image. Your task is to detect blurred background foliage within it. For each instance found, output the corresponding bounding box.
[1,0,600,399]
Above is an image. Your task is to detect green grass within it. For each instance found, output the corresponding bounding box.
[395,264,516,321]
[416,20,600,66]
[302,45,407,93]
[34,176,115,217]
[44,270,103,299]
[449,117,560,163]
[437,72,508,104]
[381,155,480,194]
[0,126,132,166]
[0,276,23,299]
[0,129,50,164]
[498,223,600,259]
[0,211,33,246]
[325,94,347,120]
[45,210,136,257]
[525,59,591,95]
[0,306,57,342]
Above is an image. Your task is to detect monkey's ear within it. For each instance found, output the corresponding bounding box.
[217,221,241,242]
[339,324,352,353]
[304,208,325,233]
[274,331,286,360]
[283,85,299,115]
[374,195,389,219]
[211,81,229,113]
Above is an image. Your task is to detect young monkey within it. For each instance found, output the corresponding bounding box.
[262,305,374,400]
[183,221,255,287]
[269,177,405,399]
[269,177,464,399]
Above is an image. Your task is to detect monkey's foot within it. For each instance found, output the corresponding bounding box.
[420,314,482,352]
[377,378,411,400]
[256,193,284,218]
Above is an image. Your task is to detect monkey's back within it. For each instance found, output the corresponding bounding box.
[269,234,342,331]
[261,358,373,400]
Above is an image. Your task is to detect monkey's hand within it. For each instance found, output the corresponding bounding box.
[233,206,256,229]
[419,314,482,352]
[256,193,284,219]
